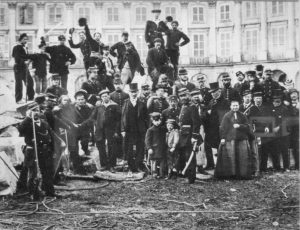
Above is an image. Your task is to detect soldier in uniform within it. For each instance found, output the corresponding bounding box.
[45,35,76,90]
[220,73,241,103]
[174,67,196,94]
[89,89,121,172]
[110,78,130,108]
[177,89,201,183]
[259,69,281,105]
[162,95,181,124]
[138,83,152,104]
[255,64,264,82]
[45,74,68,99]
[147,84,169,115]
[145,9,168,49]
[81,66,101,106]
[68,29,91,73]
[233,71,247,94]
[121,83,148,172]
[12,33,35,104]
[202,82,230,170]
[17,110,56,198]
[197,74,212,107]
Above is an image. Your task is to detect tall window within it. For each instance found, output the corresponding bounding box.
[245,2,258,19]
[19,5,34,25]
[0,8,5,25]
[165,7,176,20]
[220,32,231,57]
[220,5,230,21]
[270,26,286,58]
[244,29,258,60]
[0,35,9,59]
[48,6,63,24]
[192,7,204,23]
[78,7,90,24]
[136,7,147,23]
[193,34,205,57]
[136,34,147,59]
[107,7,119,23]
[272,1,284,16]
[107,34,119,46]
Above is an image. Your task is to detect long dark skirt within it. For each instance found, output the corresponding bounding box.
[215,140,252,179]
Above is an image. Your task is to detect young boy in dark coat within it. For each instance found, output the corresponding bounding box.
[145,112,167,178]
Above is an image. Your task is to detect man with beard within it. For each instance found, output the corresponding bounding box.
[259,69,281,105]
[255,64,264,82]
[240,71,263,95]
[12,33,35,103]
[89,89,121,172]
[146,38,172,90]
[165,21,190,80]
[45,74,68,99]
[110,78,129,108]
[239,90,259,119]
[81,66,102,106]
[197,75,212,107]
[68,29,91,73]
[145,9,169,49]
[45,35,76,90]
[162,95,181,124]
[177,88,201,183]
[174,67,196,94]
[147,84,169,115]
[121,83,148,172]
[220,73,241,104]
[233,71,247,94]
[138,83,151,104]
[202,82,230,170]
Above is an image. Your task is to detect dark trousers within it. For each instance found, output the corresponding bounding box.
[291,139,299,169]
[60,74,68,90]
[166,49,179,80]
[273,136,290,170]
[14,65,35,102]
[204,140,215,168]
[126,133,145,172]
[96,136,117,169]
[33,74,47,94]
[177,144,196,180]
[260,138,273,171]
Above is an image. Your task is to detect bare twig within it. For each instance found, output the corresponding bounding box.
[281,183,294,199]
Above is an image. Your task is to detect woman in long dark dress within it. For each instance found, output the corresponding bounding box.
[215,100,252,179]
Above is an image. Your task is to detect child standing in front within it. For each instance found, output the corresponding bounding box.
[166,119,179,179]
[145,112,167,178]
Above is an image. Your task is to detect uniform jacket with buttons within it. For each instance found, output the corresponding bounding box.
[259,78,281,103]
[221,86,241,103]
[147,97,169,114]
[145,20,168,48]
[110,90,129,108]
[162,106,181,124]
[270,104,291,137]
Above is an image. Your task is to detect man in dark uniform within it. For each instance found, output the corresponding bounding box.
[138,83,151,104]
[240,70,263,95]
[255,64,264,82]
[146,38,172,89]
[233,71,247,94]
[17,110,55,199]
[202,82,230,170]
[239,90,259,119]
[110,78,129,108]
[197,74,212,106]
[89,89,121,172]
[45,74,68,99]
[165,20,190,79]
[220,73,241,103]
[145,9,168,49]
[45,35,76,90]
[259,69,281,105]
[121,83,148,172]
[68,29,91,73]
[177,89,201,183]
[147,84,169,114]
[174,67,196,94]
[81,66,101,106]
[162,95,180,124]
[12,33,35,104]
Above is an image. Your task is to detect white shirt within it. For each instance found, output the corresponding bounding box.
[130,99,137,107]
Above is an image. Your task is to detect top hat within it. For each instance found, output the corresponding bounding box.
[209,82,220,93]
[178,67,188,76]
[129,83,138,92]
[255,64,264,72]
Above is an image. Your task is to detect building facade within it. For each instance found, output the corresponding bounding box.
[0,0,299,83]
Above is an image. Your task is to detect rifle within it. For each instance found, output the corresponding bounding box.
[182,142,198,176]
[31,112,42,199]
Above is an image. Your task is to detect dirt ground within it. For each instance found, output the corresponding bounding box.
[0,170,299,230]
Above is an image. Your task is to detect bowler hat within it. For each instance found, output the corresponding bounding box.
[178,67,188,76]
[255,64,264,72]
[242,89,252,96]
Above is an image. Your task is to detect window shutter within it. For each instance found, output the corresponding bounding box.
[26,6,34,24]
[19,6,25,24]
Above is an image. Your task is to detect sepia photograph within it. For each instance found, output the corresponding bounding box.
[0,0,299,229]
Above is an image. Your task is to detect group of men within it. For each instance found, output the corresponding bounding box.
[12,10,299,199]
